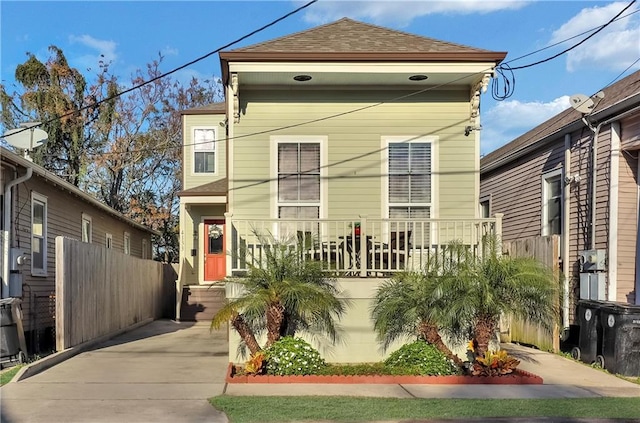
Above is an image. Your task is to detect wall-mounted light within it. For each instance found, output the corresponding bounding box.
[409,75,428,81]
[464,125,482,136]
[293,75,312,82]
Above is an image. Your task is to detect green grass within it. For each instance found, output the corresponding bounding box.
[210,396,640,423]
[0,365,23,386]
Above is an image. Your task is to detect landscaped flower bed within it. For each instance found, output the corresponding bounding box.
[225,363,543,385]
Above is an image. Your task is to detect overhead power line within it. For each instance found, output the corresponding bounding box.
[0,0,318,139]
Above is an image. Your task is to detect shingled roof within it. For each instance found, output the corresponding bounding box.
[181,102,226,115]
[219,17,506,69]
[177,179,228,197]
[481,70,640,172]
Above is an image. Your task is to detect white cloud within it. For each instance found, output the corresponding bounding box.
[481,96,570,154]
[298,0,529,27]
[161,46,179,56]
[550,2,640,72]
[68,34,118,71]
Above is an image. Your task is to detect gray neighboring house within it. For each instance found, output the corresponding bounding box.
[1,147,158,353]
[480,70,640,332]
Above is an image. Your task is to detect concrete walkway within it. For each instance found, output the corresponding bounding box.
[0,320,229,423]
[1,319,639,423]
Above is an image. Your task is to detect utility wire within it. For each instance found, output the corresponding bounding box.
[0,0,317,139]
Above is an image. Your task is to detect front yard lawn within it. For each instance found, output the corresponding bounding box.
[210,396,640,423]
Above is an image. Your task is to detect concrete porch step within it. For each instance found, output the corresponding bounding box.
[180,284,225,322]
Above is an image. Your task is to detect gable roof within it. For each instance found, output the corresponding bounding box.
[481,70,640,173]
[220,18,506,80]
[1,147,160,235]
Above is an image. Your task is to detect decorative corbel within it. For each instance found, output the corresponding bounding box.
[231,73,239,124]
[469,73,492,124]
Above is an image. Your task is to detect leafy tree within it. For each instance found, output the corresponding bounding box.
[210,233,349,356]
[2,47,222,262]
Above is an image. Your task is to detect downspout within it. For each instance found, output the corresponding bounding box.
[2,166,33,299]
[607,122,620,302]
[563,134,571,331]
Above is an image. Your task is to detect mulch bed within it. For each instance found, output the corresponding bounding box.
[225,363,543,385]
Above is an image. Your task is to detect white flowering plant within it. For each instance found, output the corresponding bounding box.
[264,336,327,376]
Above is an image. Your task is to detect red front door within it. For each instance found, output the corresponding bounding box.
[204,220,226,281]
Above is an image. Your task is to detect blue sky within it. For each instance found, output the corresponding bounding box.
[1,1,639,155]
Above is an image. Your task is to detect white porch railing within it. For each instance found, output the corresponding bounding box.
[225,214,503,278]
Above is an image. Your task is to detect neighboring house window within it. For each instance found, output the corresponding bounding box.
[277,141,321,219]
[542,170,562,236]
[81,213,92,243]
[387,141,432,221]
[124,232,131,255]
[105,233,113,249]
[31,192,47,276]
[480,196,491,218]
[142,238,149,259]
[193,128,216,174]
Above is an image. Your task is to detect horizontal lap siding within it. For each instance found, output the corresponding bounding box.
[618,113,640,302]
[12,175,153,332]
[183,113,227,191]
[481,141,564,241]
[232,89,476,219]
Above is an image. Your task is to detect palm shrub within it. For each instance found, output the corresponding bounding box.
[438,237,559,358]
[211,231,348,356]
[370,249,469,368]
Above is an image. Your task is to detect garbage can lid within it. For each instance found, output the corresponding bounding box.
[0,298,22,306]
[578,299,610,308]
[597,301,640,315]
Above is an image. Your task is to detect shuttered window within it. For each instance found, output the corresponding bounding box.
[388,142,431,218]
[277,142,320,218]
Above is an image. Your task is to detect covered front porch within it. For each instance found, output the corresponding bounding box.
[224,214,503,278]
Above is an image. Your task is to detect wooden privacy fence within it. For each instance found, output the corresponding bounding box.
[55,236,165,350]
[502,235,561,352]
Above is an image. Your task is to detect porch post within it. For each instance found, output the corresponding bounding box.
[494,213,504,255]
[225,212,232,277]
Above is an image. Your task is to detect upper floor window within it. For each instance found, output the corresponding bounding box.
[542,170,562,236]
[124,232,131,255]
[142,238,149,259]
[193,128,216,174]
[106,233,113,249]
[276,141,321,219]
[387,140,432,221]
[82,213,92,243]
[479,196,491,218]
[31,192,47,276]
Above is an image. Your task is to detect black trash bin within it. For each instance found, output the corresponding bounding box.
[571,299,607,366]
[0,299,21,361]
[598,302,640,377]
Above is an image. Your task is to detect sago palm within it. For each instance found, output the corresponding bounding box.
[211,232,348,356]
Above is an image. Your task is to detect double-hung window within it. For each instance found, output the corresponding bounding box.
[542,170,562,236]
[31,193,47,276]
[82,213,92,243]
[193,128,216,174]
[124,232,131,255]
[384,137,434,247]
[276,141,321,219]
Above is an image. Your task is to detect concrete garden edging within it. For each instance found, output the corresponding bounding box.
[225,363,543,385]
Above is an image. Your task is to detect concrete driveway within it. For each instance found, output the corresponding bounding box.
[0,320,229,423]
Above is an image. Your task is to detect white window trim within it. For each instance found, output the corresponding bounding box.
[270,135,328,220]
[31,192,47,277]
[479,194,492,219]
[105,233,113,249]
[191,126,217,176]
[81,213,92,243]
[381,136,438,219]
[541,168,563,236]
[124,231,131,255]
